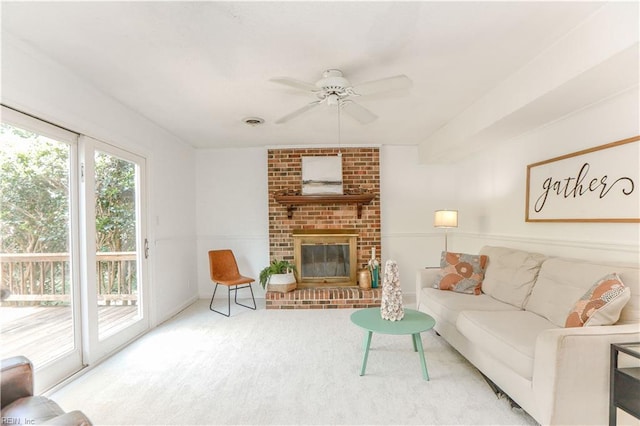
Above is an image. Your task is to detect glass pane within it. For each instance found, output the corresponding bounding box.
[0,123,75,366]
[95,151,140,340]
[301,244,350,278]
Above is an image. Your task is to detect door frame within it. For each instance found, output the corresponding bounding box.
[79,136,150,365]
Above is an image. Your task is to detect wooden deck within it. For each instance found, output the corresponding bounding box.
[0,305,138,366]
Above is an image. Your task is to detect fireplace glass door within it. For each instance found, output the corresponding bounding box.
[293,230,357,287]
[301,243,350,281]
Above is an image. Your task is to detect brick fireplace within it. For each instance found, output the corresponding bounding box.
[266,147,381,309]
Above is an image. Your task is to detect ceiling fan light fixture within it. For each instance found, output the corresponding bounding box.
[327,94,340,106]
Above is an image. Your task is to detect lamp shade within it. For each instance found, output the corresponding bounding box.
[434,210,458,228]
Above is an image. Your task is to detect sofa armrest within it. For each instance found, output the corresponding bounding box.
[1,356,34,408]
[415,267,440,309]
[41,410,93,425]
[532,324,640,425]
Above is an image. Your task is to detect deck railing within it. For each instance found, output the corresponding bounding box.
[0,252,137,305]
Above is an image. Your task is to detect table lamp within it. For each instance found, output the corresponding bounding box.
[434,210,458,252]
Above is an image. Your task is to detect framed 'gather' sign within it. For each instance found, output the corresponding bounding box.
[526,136,640,223]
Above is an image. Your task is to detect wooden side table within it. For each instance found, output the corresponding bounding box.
[610,342,640,426]
[350,308,436,380]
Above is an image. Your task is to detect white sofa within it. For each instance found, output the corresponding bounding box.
[416,245,640,426]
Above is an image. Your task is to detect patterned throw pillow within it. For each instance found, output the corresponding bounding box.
[565,273,631,327]
[435,252,488,295]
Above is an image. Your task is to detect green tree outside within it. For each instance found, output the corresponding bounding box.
[1,123,137,302]
[1,124,70,254]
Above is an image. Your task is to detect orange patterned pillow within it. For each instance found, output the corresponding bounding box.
[435,252,488,295]
[565,273,630,327]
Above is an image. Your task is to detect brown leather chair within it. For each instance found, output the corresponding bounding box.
[208,249,256,317]
[1,356,92,425]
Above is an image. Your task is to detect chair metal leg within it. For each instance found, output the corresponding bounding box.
[210,283,256,317]
[209,283,219,310]
[234,284,257,310]
[209,283,231,317]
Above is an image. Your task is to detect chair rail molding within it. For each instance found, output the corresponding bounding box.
[459,231,639,254]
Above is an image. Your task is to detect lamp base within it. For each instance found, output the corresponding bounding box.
[444,230,448,253]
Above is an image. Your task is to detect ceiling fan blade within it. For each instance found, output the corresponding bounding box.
[351,75,412,96]
[270,77,319,92]
[275,101,322,124]
[341,101,378,124]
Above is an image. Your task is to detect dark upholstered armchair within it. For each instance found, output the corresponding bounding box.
[1,356,92,425]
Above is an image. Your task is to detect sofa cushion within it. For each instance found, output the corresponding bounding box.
[456,310,557,380]
[41,410,92,425]
[479,246,546,308]
[435,251,488,295]
[565,273,631,327]
[525,258,638,327]
[419,287,518,329]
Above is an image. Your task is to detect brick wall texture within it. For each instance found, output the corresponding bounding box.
[267,147,381,271]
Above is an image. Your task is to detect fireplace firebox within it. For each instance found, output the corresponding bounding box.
[292,229,358,287]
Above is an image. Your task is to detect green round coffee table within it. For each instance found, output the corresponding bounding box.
[350,308,436,380]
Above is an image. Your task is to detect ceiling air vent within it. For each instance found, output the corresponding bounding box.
[242,117,265,126]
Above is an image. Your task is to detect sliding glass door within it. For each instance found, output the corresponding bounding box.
[80,137,149,364]
[0,107,149,390]
[0,108,83,390]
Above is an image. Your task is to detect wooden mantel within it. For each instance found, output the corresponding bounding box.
[274,193,376,219]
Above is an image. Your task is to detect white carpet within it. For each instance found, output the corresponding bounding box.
[50,300,537,425]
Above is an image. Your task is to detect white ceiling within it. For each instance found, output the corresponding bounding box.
[1,1,610,150]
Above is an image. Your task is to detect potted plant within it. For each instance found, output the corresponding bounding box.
[259,259,297,293]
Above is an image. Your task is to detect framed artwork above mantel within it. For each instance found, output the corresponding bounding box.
[525,136,640,223]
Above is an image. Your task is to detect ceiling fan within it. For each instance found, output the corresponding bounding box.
[270,69,412,124]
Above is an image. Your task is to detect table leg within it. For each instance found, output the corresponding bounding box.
[412,334,418,352]
[360,331,373,376]
[413,333,430,381]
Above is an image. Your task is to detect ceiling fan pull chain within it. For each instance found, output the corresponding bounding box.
[337,101,342,157]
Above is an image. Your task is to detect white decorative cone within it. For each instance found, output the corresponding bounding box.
[380,259,404,321]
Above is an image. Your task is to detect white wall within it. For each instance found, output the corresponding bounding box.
[380,145,455,292]
[2,35,198,325]
[195,147,269,299]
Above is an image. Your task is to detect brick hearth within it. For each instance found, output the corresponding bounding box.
[266,287,382,309]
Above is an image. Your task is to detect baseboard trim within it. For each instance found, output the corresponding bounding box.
[154,295,199,327]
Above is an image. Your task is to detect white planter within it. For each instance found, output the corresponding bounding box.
[268,271,297,293]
